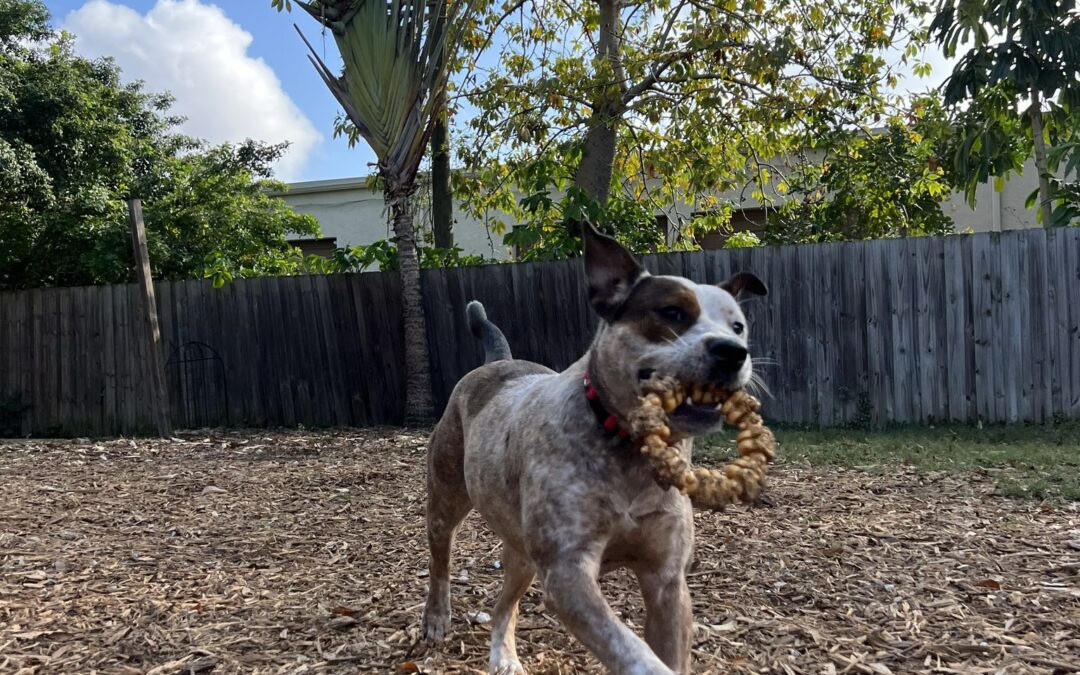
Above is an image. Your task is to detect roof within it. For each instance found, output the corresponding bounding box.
[271,176,374,197]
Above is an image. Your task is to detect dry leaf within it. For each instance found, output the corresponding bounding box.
[330,605,359,617]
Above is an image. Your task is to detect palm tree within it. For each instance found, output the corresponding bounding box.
[277,0,480,422]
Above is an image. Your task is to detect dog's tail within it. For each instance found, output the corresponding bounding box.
[466,301,512,364]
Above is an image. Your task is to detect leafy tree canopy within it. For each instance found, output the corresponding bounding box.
[0,0,318,290]
[768,97,956,242]
[931,0,1080,225]
[447,0,941,255]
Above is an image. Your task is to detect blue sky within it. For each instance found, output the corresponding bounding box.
[46,0,376,182]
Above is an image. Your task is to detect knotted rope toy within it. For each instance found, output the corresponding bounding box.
[626,375,777,511]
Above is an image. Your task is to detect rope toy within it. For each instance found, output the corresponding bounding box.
[626,375,776,511]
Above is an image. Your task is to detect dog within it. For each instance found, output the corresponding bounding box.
[421,223,767,674]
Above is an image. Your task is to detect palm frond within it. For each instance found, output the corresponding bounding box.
[296,0,484,187]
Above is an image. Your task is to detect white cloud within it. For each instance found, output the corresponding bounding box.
[63,0,319,181]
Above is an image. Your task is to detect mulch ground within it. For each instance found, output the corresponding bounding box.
[0,428,1077,674]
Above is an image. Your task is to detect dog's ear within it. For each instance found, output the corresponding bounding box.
[583,221,644,320]
[720,271,768,299]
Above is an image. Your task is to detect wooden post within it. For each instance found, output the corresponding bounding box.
[128,199,172,437]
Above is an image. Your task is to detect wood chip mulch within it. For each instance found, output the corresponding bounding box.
[1,429,1077,674]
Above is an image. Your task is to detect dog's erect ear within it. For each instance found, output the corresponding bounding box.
[720,271,768,299]
[583,221,644,320]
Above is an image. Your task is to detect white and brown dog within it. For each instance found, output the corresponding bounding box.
[421,223,767,674]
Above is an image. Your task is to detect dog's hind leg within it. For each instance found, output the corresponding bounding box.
[421,413,472,643]
[488,547,535,675]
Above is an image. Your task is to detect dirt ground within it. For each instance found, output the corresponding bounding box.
[1,429,1077,675]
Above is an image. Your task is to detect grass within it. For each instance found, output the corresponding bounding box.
[700,421,1080,501]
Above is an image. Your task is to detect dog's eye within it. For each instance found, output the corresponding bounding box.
[732,322,745,335]
[657,306,688,323]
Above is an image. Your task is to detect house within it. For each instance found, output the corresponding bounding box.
[274,159,1049,260]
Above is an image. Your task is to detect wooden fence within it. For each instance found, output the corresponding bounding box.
[1,229,1078,436]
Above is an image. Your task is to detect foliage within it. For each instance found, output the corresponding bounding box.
[451,0,937,253]
[943,82,1032,197]
[0,2,317,290]
[1038,108,1080,226]
[723,231,761,249]
[321,240,491,274]
[505,153,668,260]
[202,241,492,288]
[767,101,956,243]
[931,0,1080,223]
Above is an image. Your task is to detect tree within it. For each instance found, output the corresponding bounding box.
[430,0,454,250]
[0,2,317,290]
[274,0,485,423]
[767,98,956,242]
[453,0,934,252]
[931,0,1080,226]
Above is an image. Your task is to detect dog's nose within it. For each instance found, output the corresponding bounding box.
[706,338,748,373]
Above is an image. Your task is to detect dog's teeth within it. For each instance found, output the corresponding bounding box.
[684,395,692,406]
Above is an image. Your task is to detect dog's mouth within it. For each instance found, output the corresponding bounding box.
[637,369,733,425]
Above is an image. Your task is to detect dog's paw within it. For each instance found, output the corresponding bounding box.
[421,607,451,643]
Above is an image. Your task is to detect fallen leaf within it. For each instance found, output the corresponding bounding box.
[975,579,1001,590]
[330,605,359,617]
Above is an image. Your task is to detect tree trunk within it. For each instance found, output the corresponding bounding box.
[1030,88,1054,227]
[575,122,619,205]
[390,191,435,424]
[431,111,454,248]
[571,0,623,206]
[429,0,453,249]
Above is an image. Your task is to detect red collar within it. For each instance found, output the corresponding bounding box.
[583,371,631,439]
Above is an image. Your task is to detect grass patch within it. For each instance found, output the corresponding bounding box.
[700,422,1080,501]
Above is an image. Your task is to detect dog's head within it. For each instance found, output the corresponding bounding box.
[583,223,767,439]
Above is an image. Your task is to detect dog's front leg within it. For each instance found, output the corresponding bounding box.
[539,555,675,675]
[637,569,692,673]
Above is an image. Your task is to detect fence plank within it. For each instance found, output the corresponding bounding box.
[809,244,831,425]
[835,242,866,424]
[865,241,893,425]
[1065,227,1080,417]
[1015,231,1038,421]
[971,235,994,423]
[893,239,918,423]
[781,245,807,423]
[1000,232,1023,422]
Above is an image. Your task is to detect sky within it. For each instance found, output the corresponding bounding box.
[43,0,954,185]
[46,0,375,182]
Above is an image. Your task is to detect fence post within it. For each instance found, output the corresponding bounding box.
[128,199,172,437]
